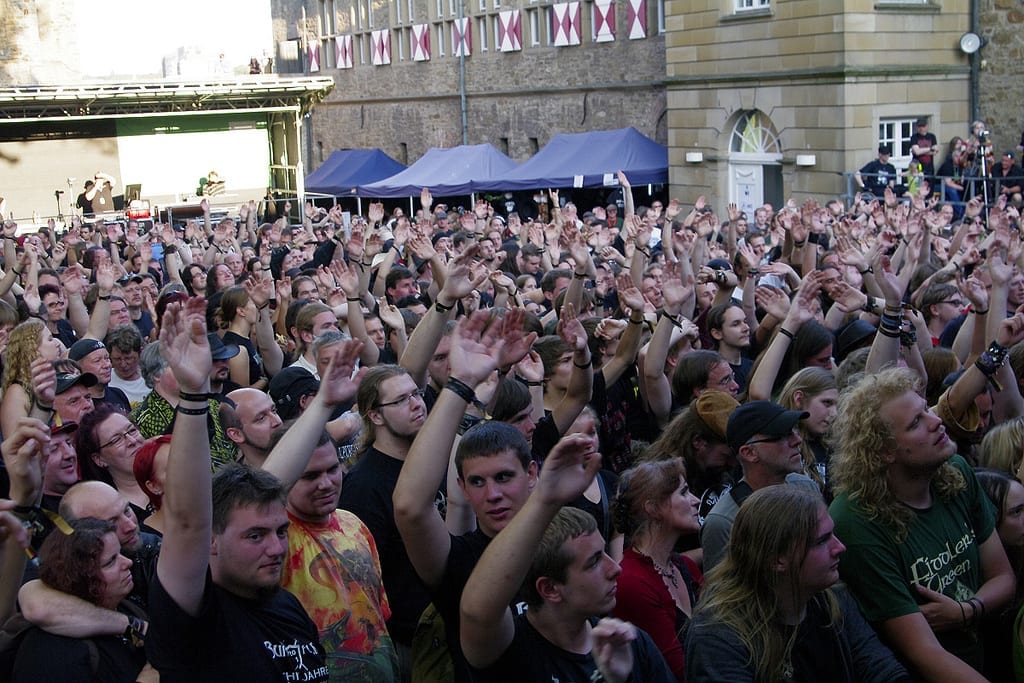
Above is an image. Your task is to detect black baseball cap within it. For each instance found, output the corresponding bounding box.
[269,367,320,420]
[55,372,98,395]
[68,338,105,362]
[727,401,808,452]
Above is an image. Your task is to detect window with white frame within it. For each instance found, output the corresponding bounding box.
[408,0,415,22]
[367,0,374,28]
[735,0,769,10]
[449,0,456,16]
[395,0,403,24]
[320,0,337,34]
[437,0,444,18]
[355,2,363,30]
[657,0,665,33]
[528,8,540,45]
[358,34,368,64]
[437,23,446,55]
[479,0,487,11]
[479,17,488,50]
[878,117,917,167]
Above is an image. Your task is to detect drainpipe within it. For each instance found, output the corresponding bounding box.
[969,0,979,123]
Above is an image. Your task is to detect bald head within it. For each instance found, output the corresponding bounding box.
[60,480,142,555]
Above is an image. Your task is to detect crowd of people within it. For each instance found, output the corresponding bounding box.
[0,163,1023,682]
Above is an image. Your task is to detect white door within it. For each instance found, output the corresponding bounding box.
[730,164,763,218]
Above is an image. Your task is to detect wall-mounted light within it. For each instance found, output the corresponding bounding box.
[685,152,703,163]
[796,154,816,167]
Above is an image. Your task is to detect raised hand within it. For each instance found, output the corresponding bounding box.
[440,244,488,302]
[368,202,385,225]
[496,308,539,371]
[378,299,405,331]
[1,417,49,505]
[420,187,433,212]
[755,286,791,320]
[827,281,868,314]
[556,303,588,353]
[615,273,645,314]
[244,273,272,308]
[29,357,56,409]
[159,297,212,394]
[318,339,366,406]
[449,309,506,387]
[535,433,601,506]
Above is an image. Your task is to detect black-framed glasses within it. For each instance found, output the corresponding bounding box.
[375,388,426,409]
[940,299,964,306]
[99,425,141,450]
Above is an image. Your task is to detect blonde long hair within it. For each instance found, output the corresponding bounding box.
[830,367,964,541]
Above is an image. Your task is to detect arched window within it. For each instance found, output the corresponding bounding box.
[730,110,781,156]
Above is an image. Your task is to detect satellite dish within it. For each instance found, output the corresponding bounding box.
[959,32,983,55]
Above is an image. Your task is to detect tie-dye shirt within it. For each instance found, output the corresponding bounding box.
[282,509,399,683]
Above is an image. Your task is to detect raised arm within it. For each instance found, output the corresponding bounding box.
[156,297,213,617]
[551,303,594,435]
[460,433,601,668]
[747,274,822,401]
[261,340,363,487]
[1,417,45,623]
[599,274,645,387]
[244,273,284,376]
[394,310,509,588]
[84,263,115,341]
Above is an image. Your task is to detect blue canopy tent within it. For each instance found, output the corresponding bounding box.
[305,148,408,196]
[474,127,667,191]
[358,143,518,198]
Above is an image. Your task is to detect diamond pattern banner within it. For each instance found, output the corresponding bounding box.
[452,17,471,56]
[552,2,581,47]
[497,10,522,52]
[307,42,321,72]
[594,0,615,42]
[371,29,392,65]
[335,35,353,69]
[627,0,646,40]
[411,24,431,61]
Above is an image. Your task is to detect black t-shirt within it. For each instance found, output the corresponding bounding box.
[13,627,145,682]
[132,310,155,342]
[471,614,673,682]
[433,529,494,683]
[337,446,431,645]
[859,160,897,195]
[730,356,754,397]
[99,385,131,414]
[910,132,938,173]
[590,368,646,474]
[530,414,561,463]
[146,571,328,682]
[569,469,619,545]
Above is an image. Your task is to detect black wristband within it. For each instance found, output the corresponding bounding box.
[178,391,211,402]
[574,359,592,369]
[778,328,795,341]
[176,404,210,416]
[515,374,543,387]
[347,296,362,302]
[435,299,455,313]
[446,377,476,404]
[573,271,587,279]
[98,294,112,300]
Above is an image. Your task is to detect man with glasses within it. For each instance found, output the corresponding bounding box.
[921,284,965,346]
[338,365,429,677]
[701,400,819,571]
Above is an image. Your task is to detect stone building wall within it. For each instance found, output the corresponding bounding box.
[0,0,81,85]
[271,0,667,168]
[978,0,1024,155]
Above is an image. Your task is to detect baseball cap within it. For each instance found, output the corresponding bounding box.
[208,333,240,361]
[118,274,144,286]
[55,371,98,395]
[693,390,740,441]
[878,144,893,155]
[269,367,320,420]
[1004,151,1015,160]
[50,421,79,437]
[68,339,105,362]
[436,210,448,219]
[727,401,808,452]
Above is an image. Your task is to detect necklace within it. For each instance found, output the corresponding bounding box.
[639,549,678,588]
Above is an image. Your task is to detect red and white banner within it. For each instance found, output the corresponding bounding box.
[335,35,353,69]
[497,10,522,52]
[411,24,431,61]
[627,0,646,39]
[452,17,471,56]
[371,29,392,65]
[593,0,615,42]
[307,42,321,72]
[552,2,581,47]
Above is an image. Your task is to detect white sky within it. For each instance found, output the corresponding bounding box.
[75,0,274,78]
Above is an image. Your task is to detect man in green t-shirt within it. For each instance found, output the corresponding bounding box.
[829,367,1013,682]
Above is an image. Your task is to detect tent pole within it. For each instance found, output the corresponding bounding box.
[357,197,362,216]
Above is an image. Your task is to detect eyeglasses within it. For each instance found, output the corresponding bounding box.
[99,425,141,450]
[744,427,799,446]
[375,388,426,409]
[940,299,964,307]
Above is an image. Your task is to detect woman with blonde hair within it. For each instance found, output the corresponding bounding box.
[979,417,1024,478]
[778,367,838,498]
[612,458,703,681]
[1,318,63,437]
[686,485,910,682]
